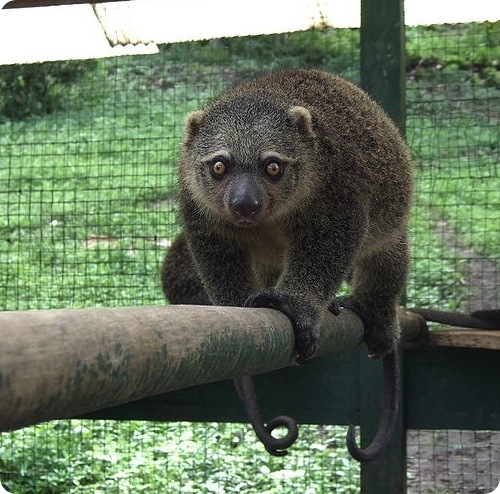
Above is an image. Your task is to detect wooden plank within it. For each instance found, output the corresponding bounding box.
[4,0,126,8]
[428,329,500,350]
[82,352,361,426]
[88,346,500,433]
[405,346,500,430]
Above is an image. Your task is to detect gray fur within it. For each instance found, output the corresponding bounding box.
[162,68,414,361]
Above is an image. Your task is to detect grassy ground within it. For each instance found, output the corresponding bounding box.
[0,22,499,493]
[0,421,359,494]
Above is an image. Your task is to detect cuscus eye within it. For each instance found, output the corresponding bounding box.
[212,161,227,176]
[266,162,282,177]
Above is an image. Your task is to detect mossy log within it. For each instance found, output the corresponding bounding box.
[0,305,423,431]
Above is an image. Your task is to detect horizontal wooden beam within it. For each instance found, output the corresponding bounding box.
[428,329,500,350]
[3,0,126,8]
[0,305,423,432]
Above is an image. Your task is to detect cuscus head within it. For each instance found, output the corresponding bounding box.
[179,91,318,227]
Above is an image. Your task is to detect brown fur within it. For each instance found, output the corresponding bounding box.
[161,234,210,305]
[161,68,414,460]
[162,68,414,360]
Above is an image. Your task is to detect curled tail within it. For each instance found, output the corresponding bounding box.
[346,348,400,462]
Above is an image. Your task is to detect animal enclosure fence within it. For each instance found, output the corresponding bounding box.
[0,4,499,494]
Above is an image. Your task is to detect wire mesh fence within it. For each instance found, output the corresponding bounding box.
[0,19,499,494]
[406,22,500,316]
[407,430,500,494]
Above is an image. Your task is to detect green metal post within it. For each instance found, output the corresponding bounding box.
[361,0,406,132]
[360,0,407,492]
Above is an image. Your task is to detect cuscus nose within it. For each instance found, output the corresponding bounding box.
[227,175,263,223]
[230,195,261,219]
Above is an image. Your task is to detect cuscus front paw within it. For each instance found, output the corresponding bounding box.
[245,288,319,363]
[337,296,397,359]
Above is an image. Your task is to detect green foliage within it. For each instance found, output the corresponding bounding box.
[0,421,359,493]
[406,22,500,87]
[0,60,98,121]
[0,108,179,309]
[0,21,499,493]
[159,28,360,80]
[407,207,466,310]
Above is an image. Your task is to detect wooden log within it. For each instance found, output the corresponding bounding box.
[0,305,422,432]
[428,329,500,350]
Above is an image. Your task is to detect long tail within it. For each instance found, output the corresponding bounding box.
[408,308,500,329]
[346,348,400,462]
[234,376,299,456]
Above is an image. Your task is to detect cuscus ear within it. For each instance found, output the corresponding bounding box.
[184,110,206,146]
[287,106,316,140]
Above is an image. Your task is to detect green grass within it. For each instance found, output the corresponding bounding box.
[403,23,500,308]
[0,60,185,309]
[406,21,500,87]
[1,22,499,493]
[1,421,359,494]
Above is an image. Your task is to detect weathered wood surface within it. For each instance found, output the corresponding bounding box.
[428,329,500,350]
[0,305,423,431]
